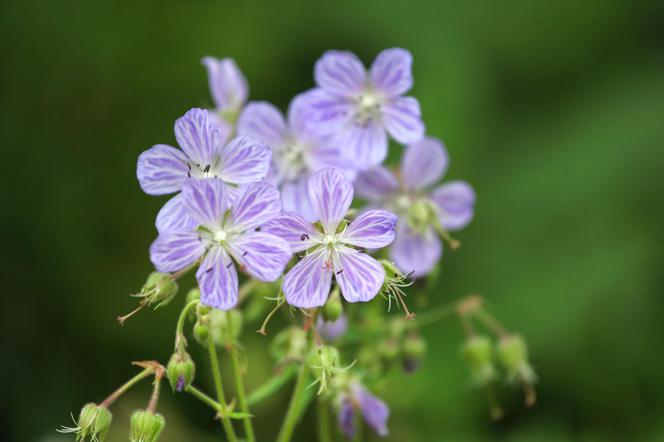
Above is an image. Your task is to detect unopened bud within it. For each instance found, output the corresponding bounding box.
[270,326,307,363]
[140,272,178,309]
[166,351,195,392]
[462,335,496,386]
[378,338,400,361]
[58,403,112,441]
[497,335,537,385]
[307,345,341,393]
[323,292,343,322]
[402,333,427,373]
[210,309,243,346]
[193,320,209,344]
[130,410,165,442]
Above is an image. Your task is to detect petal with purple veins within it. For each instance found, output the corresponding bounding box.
[354,166,399,202]
[342,210,397,249]
[261,211,318,253]
[304,89,355,136]
[370,48,413,97]
[136,144,189,195]
[314,50,367,96]
[237,102,287,150]
[196,247,239,310]
[283,249,333,308]
[156,194,199,234]
[150,231,205,273]
[334,246,385,303]
[382,96,424,144]
[430,180,475,231]
[308,168,354,233]
[389,222,441,278]
[280,177,317,222]
[181,179,229,227]
[355,386,389,437]
[230,183,282,230]
[218,135,272,184]
[202,57,248,111]
[227,232,291,281]
[334,120,388,170]
[174,108,220,167]
[402,136,449,190]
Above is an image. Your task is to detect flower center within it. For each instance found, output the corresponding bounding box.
[323,234,337,245]
[274,138,308,182]
[187,159,220,180]
[355,92,382,125]
[213,230,228,243]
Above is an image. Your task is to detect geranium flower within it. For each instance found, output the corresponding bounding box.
[355,136,475,277]
[202,56,248,132]
[305,48,424,169]
[338,382,389,438]
[149,179,291,309]
[263,168,397,308]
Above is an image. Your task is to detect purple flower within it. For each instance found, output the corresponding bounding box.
[149,179,291,310]
[202,56,248,116]
[237,94,349,221]
[355,136,475,277]
[316,314,348,341]
[136,108,271,233]
[338,383,389,438]
[305,48,425,170]
[263,168,397,308]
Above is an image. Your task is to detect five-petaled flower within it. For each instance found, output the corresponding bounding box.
[263,168,397,308]
[355,136,475,277]
[305,48,425,170]
[337,382,390,438]
[149,179,291,310]
[136,108,271,233]
[238,93,349,221]
[202,56,249,131]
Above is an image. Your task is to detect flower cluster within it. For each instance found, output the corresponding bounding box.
[61,48,537,442]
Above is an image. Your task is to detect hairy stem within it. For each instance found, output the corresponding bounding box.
[207,335,238,442]
[227,312,255,442]
[276,361,309,442]
[175,299,199,349]
[100,367,153,407]
[186,385,221,411]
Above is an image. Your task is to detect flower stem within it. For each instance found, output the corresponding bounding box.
[227,312,255,442]
[317,396,332,442]
[175,299,199,349]
[246,364,298,407]
[276,361,309,442]
[207,335,238,442]
[146,372,163,413]
[100,366,153,407]
[186,385,222,411]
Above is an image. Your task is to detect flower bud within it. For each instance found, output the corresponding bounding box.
[166,350,195,392]
[402,333,427,373]
[130,410,165,442]
[378,338,400,361]
[139,272,178,309]
[210,309,243,346]
[322,292,343,322]
[193,320,209,344]
[307,345,341,393]
[461,335,496,386]
[270,326,308,363]
[497,334,537,385]
[58,403,112,441]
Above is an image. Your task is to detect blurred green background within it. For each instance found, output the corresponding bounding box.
[3,0,664,440]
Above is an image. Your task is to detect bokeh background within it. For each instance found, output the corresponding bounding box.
[3,0,664,440]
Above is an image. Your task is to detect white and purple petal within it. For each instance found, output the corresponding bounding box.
[156,194,198,234]
[430,180,476,231]
[303,89,354,136]
[354,166,399,202]
[280,177,317,222]
[314,50,367,96]
[334,246,385,303]
[136,144,189,195]
[316,315,348,342]
[356,386,389,437]
[308,168,354,233]
[149,231,205,273]
[181,179,229,227]
[218,135,272,184]
[342,210,397,249]
[202,57,248,111]
[227,232,291,281]
[237,102,287,150]
[334,121,388,170]
[230,183,282,230]
[402,136,449,190]
[370,48,413,97]
[174,108,221,167]
[382,96,424,144]
[390,223,441,278]
[261,211,318,253]
[196,247,239,310]
[283,249,333,308]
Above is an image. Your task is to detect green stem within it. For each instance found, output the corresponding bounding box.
[246,364,298,407]
[276,361,309,442]
[146,375,162,413]
[100,367,153,407]
[408,303,457,328]
[473,308,509,338]
[317,397,332,442]
[227,312,255,442]
[175,299,199,348]
[186,385,221,411]
[207,335,238,442]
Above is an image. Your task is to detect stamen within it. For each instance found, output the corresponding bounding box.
[300,233,310,241]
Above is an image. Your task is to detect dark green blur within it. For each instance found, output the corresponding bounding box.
[2,0,664,441]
